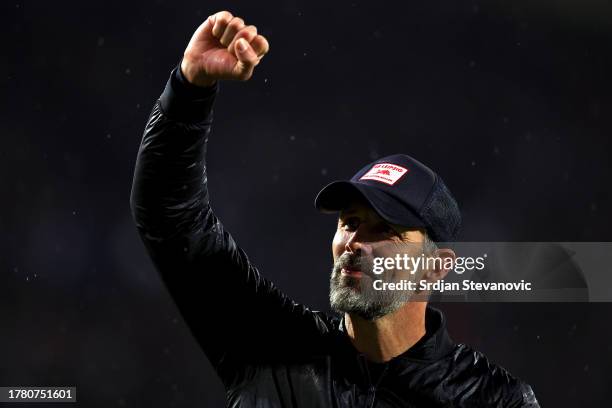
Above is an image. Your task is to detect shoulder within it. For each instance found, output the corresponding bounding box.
[311,310,343,335]
[444,344,539,407]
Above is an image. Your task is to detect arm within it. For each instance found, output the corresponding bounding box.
[130,12,330,382]
[518,383,540,407]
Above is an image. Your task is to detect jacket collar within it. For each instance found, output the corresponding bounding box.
[335,305,455,363]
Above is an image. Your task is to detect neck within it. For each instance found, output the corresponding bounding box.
[344,302,427,363]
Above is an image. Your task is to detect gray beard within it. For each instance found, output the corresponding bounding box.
[329,253,410,320]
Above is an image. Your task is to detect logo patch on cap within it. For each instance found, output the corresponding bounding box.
[359,163,408,185]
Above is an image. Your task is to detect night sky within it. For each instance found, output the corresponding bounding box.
[3,0,612,406]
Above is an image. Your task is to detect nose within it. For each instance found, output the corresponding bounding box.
[345,229,370,256]
[345,232,362,255]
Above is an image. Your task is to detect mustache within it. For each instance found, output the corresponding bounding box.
[334,252,372,274]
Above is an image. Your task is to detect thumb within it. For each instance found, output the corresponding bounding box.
[233,38,258,80]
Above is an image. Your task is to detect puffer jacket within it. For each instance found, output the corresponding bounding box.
[130,62,540,407]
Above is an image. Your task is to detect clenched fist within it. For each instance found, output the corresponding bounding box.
[180,10,270,87]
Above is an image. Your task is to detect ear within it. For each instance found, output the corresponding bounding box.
[424,248,456,282]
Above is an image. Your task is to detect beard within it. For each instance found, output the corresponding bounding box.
[329,252,411,320]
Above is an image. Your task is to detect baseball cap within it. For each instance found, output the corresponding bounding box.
[314,154,461,242]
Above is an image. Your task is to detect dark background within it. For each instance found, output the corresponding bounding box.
[2,0,612,406]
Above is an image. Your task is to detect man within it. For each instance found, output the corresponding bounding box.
[130,10,539,407]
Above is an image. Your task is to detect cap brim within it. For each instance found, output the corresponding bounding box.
[314,180,426,229]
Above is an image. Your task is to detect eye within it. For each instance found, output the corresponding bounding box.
[379,222,399,236]
[341,217,360,232]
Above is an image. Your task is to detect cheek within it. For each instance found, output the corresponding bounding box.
[332,230,347,260]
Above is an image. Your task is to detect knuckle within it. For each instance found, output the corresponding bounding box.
[216,17,230,27]
[235,25,257,41]
[228,17,244,30]
[216,10,233,21]
[257,35,269,51]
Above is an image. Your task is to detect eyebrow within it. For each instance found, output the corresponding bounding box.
[340,207,358,216]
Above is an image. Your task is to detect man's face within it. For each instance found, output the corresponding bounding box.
[329,197,429,320]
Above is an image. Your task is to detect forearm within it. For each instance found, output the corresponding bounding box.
[130,61,218,240]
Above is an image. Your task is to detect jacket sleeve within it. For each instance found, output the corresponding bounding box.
[517,383,540,407]
[130,62,330,381]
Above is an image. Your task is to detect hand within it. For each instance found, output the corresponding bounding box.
[180,10,270,87]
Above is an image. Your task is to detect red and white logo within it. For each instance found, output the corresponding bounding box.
[359,163,408,185]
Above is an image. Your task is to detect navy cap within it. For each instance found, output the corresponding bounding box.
[314,154,461,242]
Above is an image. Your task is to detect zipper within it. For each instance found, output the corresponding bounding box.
[357,354,374,407]
[357,354,389,408]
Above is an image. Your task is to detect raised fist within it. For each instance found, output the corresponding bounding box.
[180,11,270,87]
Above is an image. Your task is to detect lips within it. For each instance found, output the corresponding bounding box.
[341,268,363,278]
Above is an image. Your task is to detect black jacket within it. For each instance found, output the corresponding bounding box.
[130,64,540,407]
